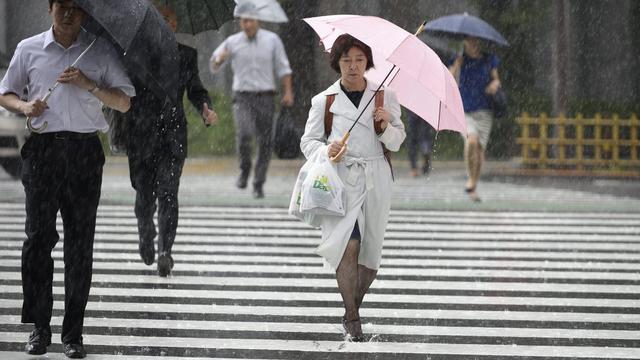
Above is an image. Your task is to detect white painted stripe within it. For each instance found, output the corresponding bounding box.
[3,259,640,281]
[1,202,639,219]
[5,204,640,223]
[4,240,640,261]
[1,315,639,340]
[2,221,638,235]
[3,249,640,270]
[5,228,640,250]
[2,271,639,294]
[1,332,639,358]
[3,230,640,244]
[1,299,639,324]
[1,285,638,308]
[3,213,640,227]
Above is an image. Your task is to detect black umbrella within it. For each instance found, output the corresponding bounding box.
[157,0,236,34]
[76,0,181,103]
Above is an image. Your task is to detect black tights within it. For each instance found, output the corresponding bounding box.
[336,239,378,322]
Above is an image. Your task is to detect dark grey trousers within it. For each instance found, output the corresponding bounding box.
[232,91,275,189]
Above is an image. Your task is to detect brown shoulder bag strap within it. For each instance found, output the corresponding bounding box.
[324,94,335,138]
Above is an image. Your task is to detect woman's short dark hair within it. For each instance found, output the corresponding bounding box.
[49,0,64,8]
[329,34,374,73]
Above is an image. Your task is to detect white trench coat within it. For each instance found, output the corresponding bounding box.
[300,79,406,270]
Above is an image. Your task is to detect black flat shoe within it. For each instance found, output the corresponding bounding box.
[464,186,481,202]
[24,326,51,355]
[253,187,264,199]
[342,317,364,342]
[63,342,87,359]
[157,252,174,277]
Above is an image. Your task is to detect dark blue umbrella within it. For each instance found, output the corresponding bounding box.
[424,12,509,47]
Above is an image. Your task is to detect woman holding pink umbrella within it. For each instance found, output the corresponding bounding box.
[300,34,406,341]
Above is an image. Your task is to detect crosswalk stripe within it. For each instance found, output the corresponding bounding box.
[2,285,640,308]
[3,221,639,235]
[3,299,640,323]
[2,332,640,358]
[4,229,640,244]
[1,204,639,358]
[3,250,640,270]
[3,271,640,294]
[2,316,640,341]
[2,259,640,281]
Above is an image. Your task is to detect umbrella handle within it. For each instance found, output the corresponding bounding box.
[26,118,48,133]
[25,86,57,133]
[415,20,427,36]
[330,132,350,163]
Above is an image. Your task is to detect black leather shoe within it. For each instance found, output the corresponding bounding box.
[157,252,174,277]
[253,187,264,199]
[63,342,87,358]
[236,175,248,189]
[24,326,51,355]
[139,236,155,266]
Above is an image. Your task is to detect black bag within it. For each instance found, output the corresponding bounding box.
[273,107,301,159]
[488,87,508,119]
[482,54,508,119]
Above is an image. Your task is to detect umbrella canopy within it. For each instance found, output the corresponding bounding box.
[76,0,180,103]
[234,0,288,23]
[424,12,509,46]
[156,0,236,34]
[304,15,466,135]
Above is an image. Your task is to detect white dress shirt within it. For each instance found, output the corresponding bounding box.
[210,28,292,92]
[0,28,135,133]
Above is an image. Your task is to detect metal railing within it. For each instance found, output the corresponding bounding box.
[516,113,640,174]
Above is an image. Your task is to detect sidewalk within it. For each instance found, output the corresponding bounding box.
[90,156,640,212]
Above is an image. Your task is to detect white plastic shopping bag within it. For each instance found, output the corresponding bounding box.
[288,149,346,227]
[288,151,320,227]
[299,151,346,217]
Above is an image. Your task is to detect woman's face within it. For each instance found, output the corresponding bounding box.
[339,47,368,83]
[464,37,481,53]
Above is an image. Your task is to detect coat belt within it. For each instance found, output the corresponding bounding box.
[344,154,385,191]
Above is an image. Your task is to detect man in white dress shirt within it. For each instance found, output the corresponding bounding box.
[0,0,134,357]
[210,16,293,198]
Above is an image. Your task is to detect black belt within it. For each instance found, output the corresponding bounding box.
[32,131,98,140]
[235,90,276,96]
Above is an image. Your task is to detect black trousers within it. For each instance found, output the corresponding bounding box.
[127,145,185,255]
[407,111,436,169]
[20,132,104,344]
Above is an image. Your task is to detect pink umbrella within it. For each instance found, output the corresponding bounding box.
[303,15,466,136]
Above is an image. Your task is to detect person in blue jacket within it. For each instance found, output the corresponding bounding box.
[449,36,502,202]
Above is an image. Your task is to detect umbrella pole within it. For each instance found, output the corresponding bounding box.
[26,37,99,133]
[329,64,397,162]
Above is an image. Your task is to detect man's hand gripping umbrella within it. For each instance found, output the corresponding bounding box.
[26,35,99,133]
